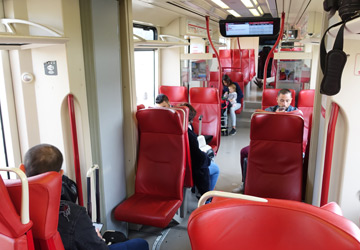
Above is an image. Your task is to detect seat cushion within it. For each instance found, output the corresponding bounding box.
[114,194,182,228]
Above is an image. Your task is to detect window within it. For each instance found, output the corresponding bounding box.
[133,24,158,107]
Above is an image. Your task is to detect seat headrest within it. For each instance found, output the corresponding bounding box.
[250,111,303,142]
[190,88,219,104]
[136,108,185,134]
[5,171,62,240]
[0,176,32,238]
[298,89,315,107]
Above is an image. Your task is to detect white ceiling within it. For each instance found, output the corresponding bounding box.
[132,0,325,28]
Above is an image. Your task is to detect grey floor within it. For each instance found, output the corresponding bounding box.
[128,82,262,249]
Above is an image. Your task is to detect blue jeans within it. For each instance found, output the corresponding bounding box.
[108,238,149,250]
[209,161,220,190]
[224,103,241,127]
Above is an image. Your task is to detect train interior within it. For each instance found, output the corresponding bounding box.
[1,0,360,249]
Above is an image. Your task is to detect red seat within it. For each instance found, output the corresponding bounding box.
[249,49,255,79]
[0,170,34,250]
[137,104,145,111]
[262,88,296,110]
[114,108,187,228]
[297,89,315,153]
[219,49,232,69]
[188,193,360,250]
[189,87,221,154]
[241,49,250,84]
[232,49,241,70]
[6,171,64,250]
[245,111,304,201]
[159,85,188,106]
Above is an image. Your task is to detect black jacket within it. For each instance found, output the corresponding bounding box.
[59,175,108,250]
[58,200,108,250]
[188,128,210,195]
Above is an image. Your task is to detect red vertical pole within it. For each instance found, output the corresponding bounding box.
[67,94,84,206]
[263,12,285,88]
[320,102,340,206]
[206,16,222,97]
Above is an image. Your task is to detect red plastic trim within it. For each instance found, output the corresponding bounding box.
[320,102,340,206]
[67,94,84,206]
[206,16,222,97]
[26,229,35,250]
[263,12,285,87]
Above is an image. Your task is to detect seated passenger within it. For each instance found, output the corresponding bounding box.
[22,144,149,250]
[155,93,171,108]
[234,89,298,193]
[180,103,220,196]
[222,74,244,136]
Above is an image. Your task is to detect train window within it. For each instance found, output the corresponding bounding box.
[133,24,158,107]
[133,24,157,40]
[219,17,280,38]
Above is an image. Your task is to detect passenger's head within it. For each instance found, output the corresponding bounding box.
[179,103,196,123]
[23,144,63,177]
[155,94,170,108]
[228,84,236,93]
[276,89,292,108]
[222,74,232,86]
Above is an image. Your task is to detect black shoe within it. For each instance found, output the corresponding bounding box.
[254,78,263,89]
[229,128,236,136]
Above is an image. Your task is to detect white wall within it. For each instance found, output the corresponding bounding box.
[313,19,360,225]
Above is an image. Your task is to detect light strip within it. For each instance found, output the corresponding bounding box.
[257,6,263,15]
[241,0,254,8]
[249,8,260,16]
[253,0,258,5]
[227,10,241,17]
[211,0,229,9]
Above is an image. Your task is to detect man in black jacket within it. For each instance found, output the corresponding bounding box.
[22,144,149,250]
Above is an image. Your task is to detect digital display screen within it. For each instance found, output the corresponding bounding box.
[219,18,280,37]
[225,21,274,36]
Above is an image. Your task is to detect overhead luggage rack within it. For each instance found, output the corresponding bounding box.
[0,18,68,50]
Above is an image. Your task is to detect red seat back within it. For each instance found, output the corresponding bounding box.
[189,87,221,154]
[249,49,255,79]
[297,89,315,153]
[137,104,145,111]
[245,111,304,201]
[114,108,187,228]
[262,88,296,110]
[159,85,188,106]
[241,49,250,84]
[135,108,186,198]
[0,175,33,250]
[219,50,232,69]
[6,172,64,250]
[174,106,193,188]
[188,197,360,250]
[232,49,241,69]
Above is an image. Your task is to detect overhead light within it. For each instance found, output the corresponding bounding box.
[257,6,263,15]
[241,0,254,8]
[252,0,258,5]
[211,0,229,9]
[227,10,241,17]
[249,8,260,16]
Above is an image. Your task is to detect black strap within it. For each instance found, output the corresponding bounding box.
[320,20,344,73]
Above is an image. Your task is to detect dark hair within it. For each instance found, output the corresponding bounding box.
[179,103,196,122]
[278,88,292,97]
[155,94,169,104]
[24,144,63,177]
[222,74,232,86]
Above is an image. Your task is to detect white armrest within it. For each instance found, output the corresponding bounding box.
[198,190,268,207]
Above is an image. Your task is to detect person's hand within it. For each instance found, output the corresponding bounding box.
[276,107,286,112]
[95,228,103,239]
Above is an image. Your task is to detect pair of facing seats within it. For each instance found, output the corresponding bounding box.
[159,85,221,154]
[0,170,64,250]
[188,192,360,250]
